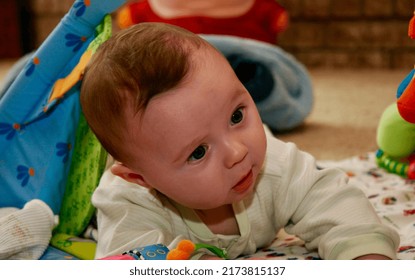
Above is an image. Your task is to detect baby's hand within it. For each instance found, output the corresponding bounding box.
[199,255,224,260]
[354,254,391,260]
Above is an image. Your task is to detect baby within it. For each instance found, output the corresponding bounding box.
[80,22,399,260]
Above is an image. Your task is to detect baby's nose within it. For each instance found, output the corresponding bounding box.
[224,139,248,168]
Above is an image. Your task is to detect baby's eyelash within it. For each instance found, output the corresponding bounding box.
[188,145,208,162]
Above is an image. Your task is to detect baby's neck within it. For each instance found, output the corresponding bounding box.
[149,0,255,18]
[195,205,240,236]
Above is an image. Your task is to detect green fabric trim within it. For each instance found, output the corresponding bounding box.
[52,16,111,239]
[53,113,107,236]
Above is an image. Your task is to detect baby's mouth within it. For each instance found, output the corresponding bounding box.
[232,170,253,194]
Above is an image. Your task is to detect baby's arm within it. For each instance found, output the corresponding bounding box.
[199,255,223,260]
[287,162,399,259]
[91,169,175,258]
[266,138,399,259]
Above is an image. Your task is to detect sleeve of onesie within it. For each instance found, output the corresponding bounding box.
[91,169,185,259]
[265,137,400,259]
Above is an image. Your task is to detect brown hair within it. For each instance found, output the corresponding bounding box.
[80,23,207,162]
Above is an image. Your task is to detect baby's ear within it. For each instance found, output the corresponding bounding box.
[111,163,151,188]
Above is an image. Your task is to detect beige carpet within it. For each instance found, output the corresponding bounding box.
[0,59,15,82]
[276,69,407,160]
[0,59,408,161]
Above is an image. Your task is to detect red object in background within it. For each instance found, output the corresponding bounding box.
[407,161,415,179]
[0,1,23,58]
[117,0,288,44]
[403,209,415,216]
[409,12,415,39]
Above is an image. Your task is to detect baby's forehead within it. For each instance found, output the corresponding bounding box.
[187,43,230,71]
[125,49,246,163]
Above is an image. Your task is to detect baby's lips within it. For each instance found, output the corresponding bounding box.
[232,170,253,193]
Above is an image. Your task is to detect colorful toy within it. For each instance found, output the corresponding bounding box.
[376,12,415,179]
[116,0,289,44]
[99,240,228,260]
[167,240,228,260]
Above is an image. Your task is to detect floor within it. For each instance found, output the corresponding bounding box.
[0,58,409,161]
[273,68,406,160]
[0,59,16,81]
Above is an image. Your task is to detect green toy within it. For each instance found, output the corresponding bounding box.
[376,104,415,178]
[376,11,415,179]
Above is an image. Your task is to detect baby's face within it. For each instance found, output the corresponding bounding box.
[127,46,267,210]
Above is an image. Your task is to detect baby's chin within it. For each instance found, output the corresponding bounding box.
[188,198,236,211]
[178,182,257,210]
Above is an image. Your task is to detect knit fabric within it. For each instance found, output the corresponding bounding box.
[0,200,56,259]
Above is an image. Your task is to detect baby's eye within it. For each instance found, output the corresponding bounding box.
[188,145,207,161]
[231,107,244,125]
